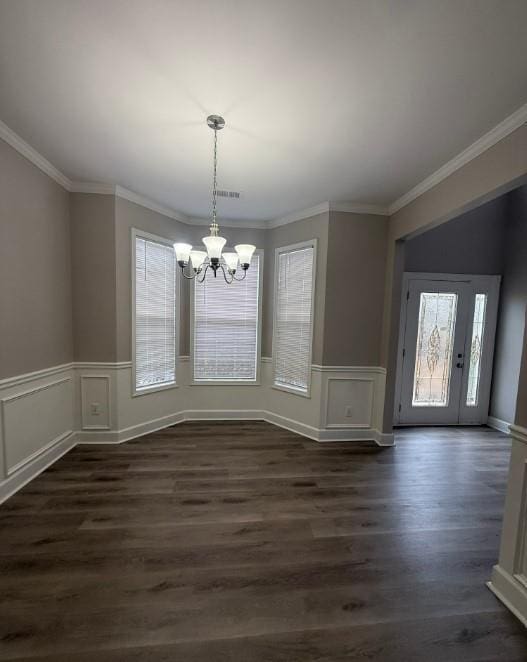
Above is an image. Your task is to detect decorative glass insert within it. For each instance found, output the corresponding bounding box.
[466,293,487,407]
[412,292,457,407]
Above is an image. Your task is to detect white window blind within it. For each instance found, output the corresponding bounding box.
[193,254,260,381]
[273,245,315,393]
[134,235,176,391]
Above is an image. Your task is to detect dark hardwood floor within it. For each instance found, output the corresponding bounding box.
[1,421,526,661]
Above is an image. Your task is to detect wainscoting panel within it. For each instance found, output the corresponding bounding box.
[80,375,111,430]
[324,377,374,428]
[0,372,74,476]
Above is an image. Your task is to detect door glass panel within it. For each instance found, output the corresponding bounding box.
[412,292,457,407]
[466,293,487,407]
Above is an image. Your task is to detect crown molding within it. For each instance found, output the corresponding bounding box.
[389,101,527,215]
[0,118,72,190]
[70,182,116,195]
[329,202,389,216]
[114,185,189,223]
[187,216,269,230]
[268,202,330,228]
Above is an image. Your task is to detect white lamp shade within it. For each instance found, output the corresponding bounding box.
[202,235,226,260]
[223,252,239,272]
[235,244,256,266]
[190,250,207,271]
[174,242,192,264]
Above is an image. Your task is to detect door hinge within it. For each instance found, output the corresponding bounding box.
[406,290,410,300]
[402,348,406,358]
[398,403,402,412]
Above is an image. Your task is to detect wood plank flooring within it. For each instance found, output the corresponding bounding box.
[1,421,526,661]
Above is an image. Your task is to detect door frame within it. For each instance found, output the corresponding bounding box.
[393,272,501,426]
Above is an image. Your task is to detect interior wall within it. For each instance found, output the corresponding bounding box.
[491,186,527,424]
[0,138,72,379]
[404,196,507,275]
[70,193,117,362]
[323,211,388,366]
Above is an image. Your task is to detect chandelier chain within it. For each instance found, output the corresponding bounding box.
[211,124,219,236]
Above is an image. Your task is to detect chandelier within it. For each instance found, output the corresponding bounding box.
[174,115,256,283]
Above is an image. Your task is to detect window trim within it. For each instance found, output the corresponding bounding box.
[190,248,264,386]
[131,228,180,397]
[272,239,317,398]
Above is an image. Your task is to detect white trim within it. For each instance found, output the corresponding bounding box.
[323,376,375,430]
[488,416,512,434]
[389,101,527,214]
[0,118,71,189]
[487,566,527,628]
[0,432,76,504]
[510,425,527,445]
[328,202,389,216]
[312,364,386,374]
[0,363,73,389]
[186,216,269,230]
[74,361,132,370]
[269,202,330,228]
[70,182,116,195]
[116,186,189,223]
[184,409,263,421]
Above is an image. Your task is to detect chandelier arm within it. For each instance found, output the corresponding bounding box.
[232,269,248,282]
[220,264,234,285]
[196,264,210,284]
[179,263,198,280]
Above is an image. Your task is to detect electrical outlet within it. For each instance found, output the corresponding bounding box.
[345,406,353,418]
[90,402,101,416]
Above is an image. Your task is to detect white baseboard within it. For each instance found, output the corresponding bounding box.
[487,565,527,628]
[184,409,264,422]
[1,410,392,502]
[0,433,76,504]
[487,416,512,434]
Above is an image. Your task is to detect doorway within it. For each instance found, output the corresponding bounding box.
[395,273,500,425]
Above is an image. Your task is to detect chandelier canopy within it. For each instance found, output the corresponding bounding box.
[174,115,256,284]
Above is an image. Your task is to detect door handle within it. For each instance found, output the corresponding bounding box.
[456,362,464,368]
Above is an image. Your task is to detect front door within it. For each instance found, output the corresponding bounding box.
[396,274,500,426]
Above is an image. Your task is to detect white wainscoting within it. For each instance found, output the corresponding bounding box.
[488,425,527,626]
[0,364,75,503]
[1,358,392,502]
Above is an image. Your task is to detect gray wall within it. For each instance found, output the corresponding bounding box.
[70,193,117,362]
[0,138,72,379]
[490,186,527,423]
[404,196,507,275]
[323,211,388,366]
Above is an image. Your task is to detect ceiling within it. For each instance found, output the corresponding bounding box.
[1,0,527,221]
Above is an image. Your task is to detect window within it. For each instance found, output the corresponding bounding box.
[133,231,177,394]
[273,241,316,395]
[192,252,262,382]
[466,293,487,407]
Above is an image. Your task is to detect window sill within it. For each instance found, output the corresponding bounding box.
[132,382,179,397]
[271,383,311,399]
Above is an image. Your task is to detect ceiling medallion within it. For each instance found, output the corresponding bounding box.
[174,115,255,283]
